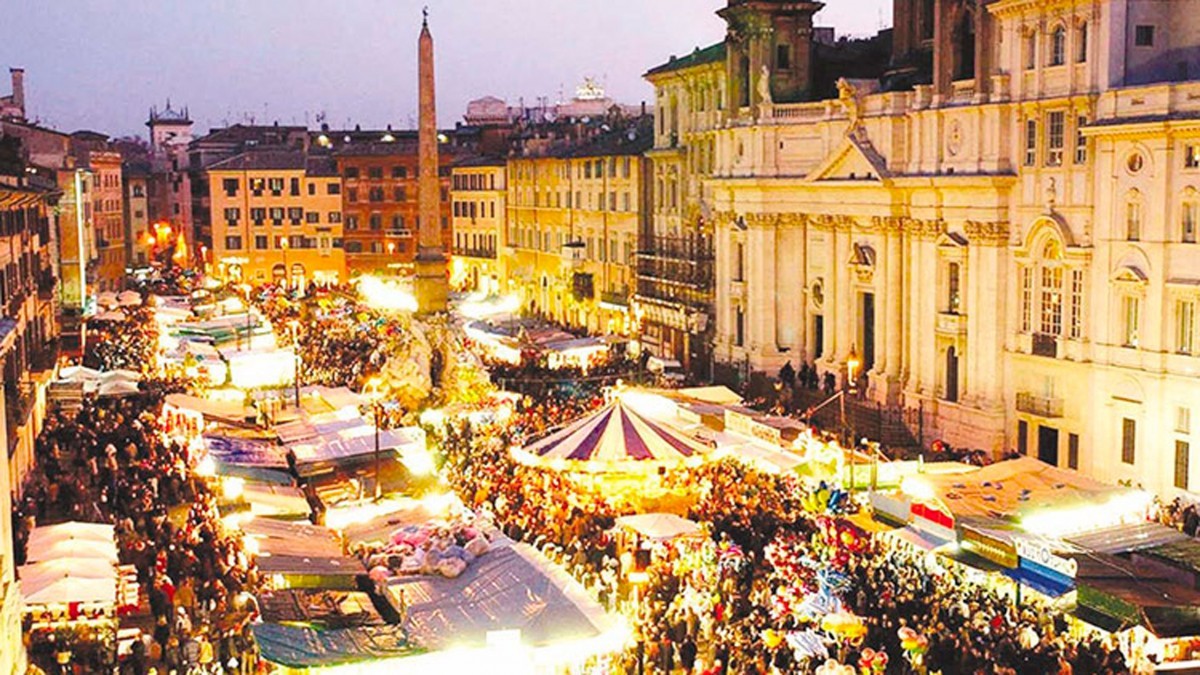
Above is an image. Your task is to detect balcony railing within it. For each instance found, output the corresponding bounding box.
[600,290,629,308]
[453,247,496,259]
[1016,392,1064,418]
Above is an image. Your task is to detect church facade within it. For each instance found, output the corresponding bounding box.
[645,0,1200,496]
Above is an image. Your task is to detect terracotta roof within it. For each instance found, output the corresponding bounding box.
[207,150,306,172]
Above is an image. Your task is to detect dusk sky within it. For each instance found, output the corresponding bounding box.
[2,0,891,139]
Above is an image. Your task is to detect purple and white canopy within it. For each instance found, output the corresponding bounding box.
[515,399,712,471]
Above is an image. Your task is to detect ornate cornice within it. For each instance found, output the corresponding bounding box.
[964,220,1011,245]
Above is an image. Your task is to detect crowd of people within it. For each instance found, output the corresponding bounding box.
[17,306,259,675]
[84,306,159,374]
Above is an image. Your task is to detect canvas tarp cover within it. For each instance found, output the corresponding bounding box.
[252,622,417,669]
[258,589,384,629]
[923,456,1137,521]
[386,542,610,651]
[204,434,286,468]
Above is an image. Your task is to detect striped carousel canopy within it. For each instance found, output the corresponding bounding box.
[515,399,712,471]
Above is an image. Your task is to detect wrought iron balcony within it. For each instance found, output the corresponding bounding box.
[1016,392,1063,418]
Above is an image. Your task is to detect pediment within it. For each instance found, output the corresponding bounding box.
[805,131,891,184]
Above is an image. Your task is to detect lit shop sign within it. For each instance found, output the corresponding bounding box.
[725,410,783,446]
[1015,539,1078,579]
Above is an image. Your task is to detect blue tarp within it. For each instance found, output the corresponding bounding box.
[252,623,419,669]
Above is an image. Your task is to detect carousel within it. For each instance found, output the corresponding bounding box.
[511,392,714,512]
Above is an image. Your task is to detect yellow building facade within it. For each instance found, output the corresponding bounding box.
[503,127,651,336]
[450,159,505,294]
[208,151,345,289]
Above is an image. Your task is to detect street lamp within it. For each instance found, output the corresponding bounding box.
[280,236,290,291]
[843,344,860,494]
[288,319,302,408]
[365,376,384,502]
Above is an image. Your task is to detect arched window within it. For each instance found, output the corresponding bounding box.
[1076,22,1088,63]
[1050,26,1067,66]
[1020,227,1086,343]
[1025,30,1038,70]
[1183,188,1198,243]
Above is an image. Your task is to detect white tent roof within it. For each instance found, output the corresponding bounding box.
[21,575,117,606]
[58,366,104,382]
[26,537,118,564]
[98,379,140,397]
[27,522,114,548]
[97,291,119,308]
[19,558,116,586]
[117,290,142,307]
[614,513,703,540]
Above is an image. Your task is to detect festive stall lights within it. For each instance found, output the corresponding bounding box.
[222,476,245,501]
[457,293,520,320]
[899,475,936,502]
[357,275,418,313]
[1020,490,1153,537]
[401,445,437,476]
[419,408,447,428]
[195,455,217,478]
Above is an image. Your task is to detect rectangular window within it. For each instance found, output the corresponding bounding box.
[290,177,300,196]
[1025,34,1038,69]
[1075,116,1088,164]
[1135,25,1155,47]
[735,242,745,282]
[1021,266,1033,332]
[223,207,240,224]
[308,182,316,196]
[1018,420,1029,456]
[268,177,284,194]
[327,183,341,195]
[1179,407,1193,435]
[1068,433,1079,470]
[250,178,265,195]
[287,207,303,223]
[348,188,358,203]
[269,207,284,224]
[368,167,383,180]
[393,166,407,179]
[224,235,242,250]
[346,215,359,231]
[369,214,382,231]
[250,207,266,224]
[306,212,319,224]
[345,167,360,179]
[947,262,961,314]
[1077,23,1088,63]
[1123,296,1141,347]
[1177,440,1191,490]
[254,235,268,250]
[1047,111,1065,166]
[1187,145,1200,169]
[328,212,341,223]
[1025,119,1038,166]
[222,178,239,196]
[1185,202,1198,243]
[1126,201,1141,241]
[1040,266,1063,335]
[394,187,406,202]
[735,306,744,347]
[1122,418,1137,464]
[775,44,791,70]
[1178,299,1196,354]
[1069,269,1084,339]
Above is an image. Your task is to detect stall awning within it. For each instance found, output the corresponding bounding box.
[1003,566,1075,598]
[1142,606,1200,639]
[1065,522,1189,554]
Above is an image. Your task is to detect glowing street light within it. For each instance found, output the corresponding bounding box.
[365,375,385,501]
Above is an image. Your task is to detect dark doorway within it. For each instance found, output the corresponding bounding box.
[1018,420,1029,456]
[861,292,876,372]
[945,347,959,402]
[1038,425,1060,466]
[813,315,824,360]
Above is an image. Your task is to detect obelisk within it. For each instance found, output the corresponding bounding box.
[414,8,448,314]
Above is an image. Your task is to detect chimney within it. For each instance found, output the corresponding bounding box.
[9,68,25,115]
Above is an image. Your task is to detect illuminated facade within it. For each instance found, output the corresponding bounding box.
[450,159,505,294]
[504,121,652,336]
[84,149,125,292]
[333,139,452,277]
[208,150,345,289]
[649,0,1200,496]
